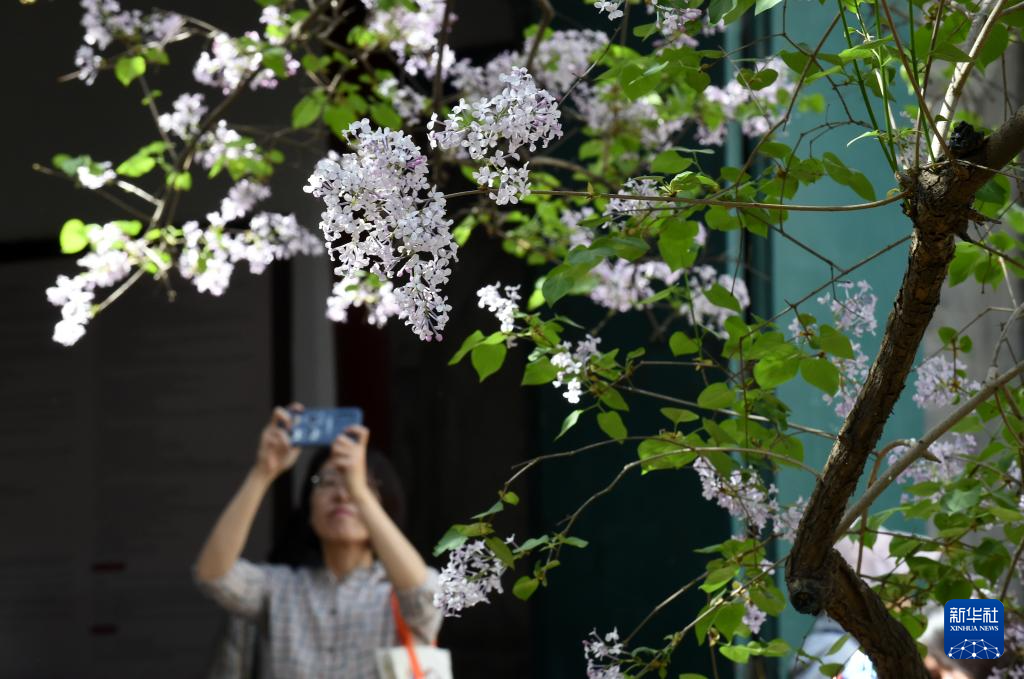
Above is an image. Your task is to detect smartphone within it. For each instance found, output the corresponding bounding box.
[287,407,364,446]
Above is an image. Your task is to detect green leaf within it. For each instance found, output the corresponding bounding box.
[116,153,157,178]
[114,55,146,87]
[704,283,742,312]
[827,634,851,656]
[471,342,507,382]
[597,411,628,442]
[484,536,516,568]
[754,0,782,13]
[557,409,583,439]
[697,382,734,410]
[651,150,692,174]
[670,331,700,356]
[59,219,90,254]
[500,490,520,505]
[432,527,468,556]
[513,576,540,601]
[449,330,485,365]
[599,386,629,411]
[323,102,357,136]
[713,601,746,641]
[370,101,403,130]
[818,325,854,359]
[800,357,840,395]
[822,151,876,201]
[112,220,143,237]
[754,345,801,388]
[522,357,558,386]
[819,663,844,677]
[720,645,751,663]
[292,92,324,129]
[661,407,699,425]
[658,219,699,271]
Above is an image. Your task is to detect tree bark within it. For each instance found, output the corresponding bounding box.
[784,106,1024,679]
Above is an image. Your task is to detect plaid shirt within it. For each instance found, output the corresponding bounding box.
[198,559,443,679]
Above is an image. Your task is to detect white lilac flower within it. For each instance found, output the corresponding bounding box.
[826,342,871,419]
[650,4,704,46]
[224,212,322,275]
[326,274,401,328]
[573,81,684,152]
[693,458,776,532]
[594,0,625,21]
[818,280,878,337]
[206,180,272,225]
[743,601,767,635]
[74,45,102,86]
[46,275,95,346]
[195,121,262,171]
[193,32,297,94]
[76,161,115,189]
[428,67,562,206]
[259,6,288,45]
[697,57,791,145]
[912,354,980,409]
[77,1,183,75]
[158,93,208,140]
[305,119,457,342]
[377,78,428,126]
[434,539,508,617]
[773,497,805,542]
[582,628,627,679]
[789,280,878,419]
[477,283,521,333]
[681,265,751,335]
[550,336,602,404]
[178,221,234,296]
[450,29,608,100]
[362,0,451,76]
[605,177,663,218]
[46,222,161,346]
[886,433,976,501]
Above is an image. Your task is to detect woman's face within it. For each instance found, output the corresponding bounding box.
[309,465,373,546]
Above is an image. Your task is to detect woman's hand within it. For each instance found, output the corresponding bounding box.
[329,424,372,501]
[254,405,302,480]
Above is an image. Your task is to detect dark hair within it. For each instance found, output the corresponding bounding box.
[267,447,406,568]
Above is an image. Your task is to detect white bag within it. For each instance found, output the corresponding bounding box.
[376,592,453,679]
[375,645,453,679]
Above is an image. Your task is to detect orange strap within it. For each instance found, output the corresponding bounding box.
[390,592,424,679]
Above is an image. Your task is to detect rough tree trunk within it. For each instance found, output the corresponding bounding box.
[784,106,1024,678]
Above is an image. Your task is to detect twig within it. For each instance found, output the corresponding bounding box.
[525,0,555,73]
[443,187,910,213]
[835,358,1024,539]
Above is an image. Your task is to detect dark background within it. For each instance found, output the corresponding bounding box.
[0,1,735,677]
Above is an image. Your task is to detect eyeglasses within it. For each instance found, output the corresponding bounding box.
[310,473,346,493]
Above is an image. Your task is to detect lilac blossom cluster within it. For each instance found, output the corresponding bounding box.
[76,161,116,190]
[428,68,563,206]
[573,81,685,153]
[305,119,457,341]
[912,354,980,409]
[551,335,603,404]
[477,283,522,334]
[682,265,751,336]
[886,433,976,502]
[449,29,609,100]
[697,57,791,145]
[158,92,207,140]
[434,539,509,617]
[193,31,298,94]
[582,628,628,679]
[76,0,184,86]
[790,280,878,418]
[46,222,162,346]
[692,458,804,540]
[326,274,401,328]
[362,0,453,76]
[177,182,321,296]
[563,206,709,316]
